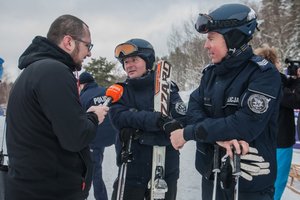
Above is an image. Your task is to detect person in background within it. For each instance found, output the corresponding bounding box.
[79,71,117,200]
[255,44,300,200]
[110,38,186,200]
[5,14,108,200]
[170,3,282,200]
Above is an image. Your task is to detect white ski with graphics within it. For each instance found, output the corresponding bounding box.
[150,60,172,200]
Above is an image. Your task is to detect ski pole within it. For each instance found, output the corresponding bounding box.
[232,150,241,200]
[116,134,133,200]
[116,162,127,200]
[212,144,220,200]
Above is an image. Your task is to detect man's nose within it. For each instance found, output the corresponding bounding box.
[87,51,92,57]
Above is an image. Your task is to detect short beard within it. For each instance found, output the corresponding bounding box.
[71,43,82,71]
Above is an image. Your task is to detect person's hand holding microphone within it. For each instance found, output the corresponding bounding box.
[87,84,123,124]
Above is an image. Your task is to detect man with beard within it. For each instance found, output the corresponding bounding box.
[5,15,109,200]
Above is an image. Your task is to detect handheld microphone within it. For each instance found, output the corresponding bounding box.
[102,84,124,106]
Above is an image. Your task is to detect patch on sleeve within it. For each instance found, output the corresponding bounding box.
[175,101,187,115]
[247,94,271,114]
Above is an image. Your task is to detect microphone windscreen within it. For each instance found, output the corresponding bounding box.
[105,84,124,103]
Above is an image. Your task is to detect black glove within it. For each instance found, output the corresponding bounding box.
[119,128,140,144]
[157,114,183,136]
[219,154,233,189]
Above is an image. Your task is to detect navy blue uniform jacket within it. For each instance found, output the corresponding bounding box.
[184,46,281,192]
[110,72,186,187]
[80,82,117,148]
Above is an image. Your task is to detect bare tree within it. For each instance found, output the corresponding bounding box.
[166,0,300,91]
[167,18,209,91]
[289,0,300,59]
[255,0,298,60]
[0,81,12,106]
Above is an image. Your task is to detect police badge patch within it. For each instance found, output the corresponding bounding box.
[247,94,271,114]
[175,101,187,115]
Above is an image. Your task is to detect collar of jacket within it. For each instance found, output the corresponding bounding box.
[18,36,78,71]
[214,45,253,76]
[126,71,154,90]
[80,82,98,94]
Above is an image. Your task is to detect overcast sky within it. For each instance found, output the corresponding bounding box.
[0,0,257,81]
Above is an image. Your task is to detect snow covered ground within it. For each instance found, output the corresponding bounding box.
[92,142,300,200]
[1,115,299,200]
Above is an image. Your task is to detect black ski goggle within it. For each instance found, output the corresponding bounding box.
[195,13,246,33]
[114,43,138,59]
[195,14,214,33]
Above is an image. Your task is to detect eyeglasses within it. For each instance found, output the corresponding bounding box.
[114,43,138,59]
[73,37,93,52]
[195,13,246,33]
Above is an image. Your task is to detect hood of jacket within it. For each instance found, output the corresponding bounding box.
[80,82,98,94]
[18,36,78,71]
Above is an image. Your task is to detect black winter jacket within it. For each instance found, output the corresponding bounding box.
[277,74,300,148]
[184,46,281,193]
[6,36,98,200]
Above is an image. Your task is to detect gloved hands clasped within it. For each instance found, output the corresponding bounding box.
[157,114,183,136]
[219,146,270,187]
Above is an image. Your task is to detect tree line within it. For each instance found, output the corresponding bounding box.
[166,0,300,90]
[1,0,299,105]
[83,0,300,91]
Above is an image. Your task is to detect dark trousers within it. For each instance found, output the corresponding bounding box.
[111,179,177,200]
[91,146,108,200]
[201,177,274,200]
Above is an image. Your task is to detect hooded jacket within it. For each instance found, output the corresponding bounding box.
[6,36,98,200]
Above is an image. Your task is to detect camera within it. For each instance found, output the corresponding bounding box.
[285,58,300,77]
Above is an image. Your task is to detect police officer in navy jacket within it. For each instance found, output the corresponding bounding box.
[170,4,282,200]
[110,38,186,200]
[79,72,117,200]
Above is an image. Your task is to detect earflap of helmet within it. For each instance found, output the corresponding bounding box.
[137,49,155,70]
[223,30,249,51]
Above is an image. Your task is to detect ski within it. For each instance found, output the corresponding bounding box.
[150,60,172,200]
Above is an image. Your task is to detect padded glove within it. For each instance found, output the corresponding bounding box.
[219,146,270,189]
[157,114,183,136]
[239,147,270,181]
